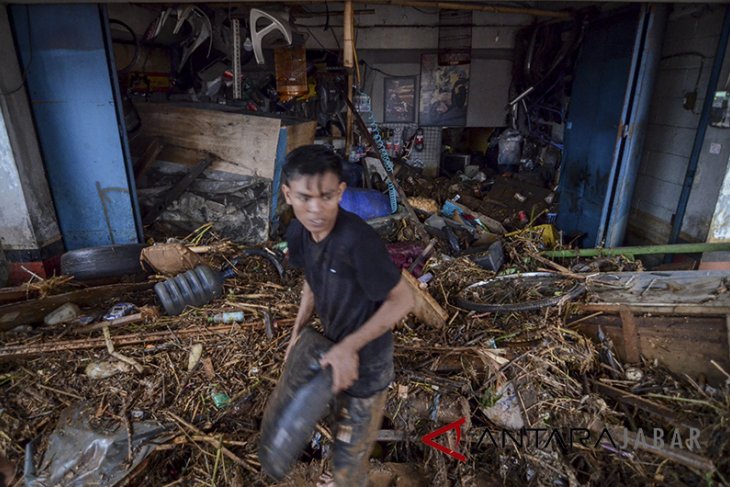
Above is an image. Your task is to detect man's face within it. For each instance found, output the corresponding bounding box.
[282,172,346,241]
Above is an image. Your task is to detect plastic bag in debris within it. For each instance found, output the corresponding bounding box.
[25,402,171,487]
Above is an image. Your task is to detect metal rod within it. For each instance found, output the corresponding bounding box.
[668,6,730,250]
[542,241,730,258]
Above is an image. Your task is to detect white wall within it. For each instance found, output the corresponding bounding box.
[296,5,531,127]
[0,6,61,251]
[628,4,730,244]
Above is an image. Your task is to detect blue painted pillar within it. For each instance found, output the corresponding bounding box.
[10,4,141,249]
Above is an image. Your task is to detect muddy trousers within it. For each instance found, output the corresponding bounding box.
[332,388,388,487]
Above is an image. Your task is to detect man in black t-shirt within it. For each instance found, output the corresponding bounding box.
[280,145,414,486]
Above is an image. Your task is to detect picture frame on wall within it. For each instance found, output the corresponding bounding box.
[418,53,470,126]
[383,76,417,123]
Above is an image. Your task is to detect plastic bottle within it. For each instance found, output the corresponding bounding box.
[154,265,237,316]
[208,311,245,324]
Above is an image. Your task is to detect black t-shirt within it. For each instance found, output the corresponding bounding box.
[286,208,401,397]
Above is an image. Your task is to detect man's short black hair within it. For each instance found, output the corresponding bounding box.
[282,144,343,185]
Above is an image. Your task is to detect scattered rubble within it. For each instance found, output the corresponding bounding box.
[1,172,729,486]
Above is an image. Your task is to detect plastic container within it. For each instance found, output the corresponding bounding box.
[259,327,334,481]
[208,311,245,323]
[154,265,236,316]
[274,45,308,101]
[339,187,392,221]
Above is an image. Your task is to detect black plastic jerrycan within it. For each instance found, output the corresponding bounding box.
[259,327,334,481]
[154,264,237,316]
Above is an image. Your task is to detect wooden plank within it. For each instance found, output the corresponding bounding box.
[401,270,448,328]
[0,282,153,331]
[577,303,730,316]
[0,321,255,361]
[284,120,317,153]
[135,103,281,178]
[618,306,641,363]
[575,314,730,385]
[585,270,730,308]
[0,286,35,305]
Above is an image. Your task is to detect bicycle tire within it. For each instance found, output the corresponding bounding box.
[455,272,585,312]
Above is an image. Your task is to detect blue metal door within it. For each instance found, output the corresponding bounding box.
[557,6,663,248]
[10,4,141,250]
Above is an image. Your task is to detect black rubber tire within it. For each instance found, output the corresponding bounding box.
[61,243,146,281]
[455,272,586,313]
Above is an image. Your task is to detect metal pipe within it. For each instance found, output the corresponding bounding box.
[668,6,730,248]
[542,242,730,259]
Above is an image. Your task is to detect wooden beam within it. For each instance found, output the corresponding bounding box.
[577,303,730,316]
[402,270,448,328]
[0,282,152,331]
[0,322,260,361]
[618,306,641,363]
[360,0,572,19]
[344,0,354,155]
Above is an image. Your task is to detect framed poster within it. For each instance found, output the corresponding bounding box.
[418,54,470,126]
[383,76,417,123]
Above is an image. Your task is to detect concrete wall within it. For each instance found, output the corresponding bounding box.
[0,6,61,252]
[627,4,730,245]
[297,6,531,127]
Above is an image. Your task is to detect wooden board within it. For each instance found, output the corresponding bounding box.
[135,103,281,178]
[0,282,152,331]
[575,314,730,385]
[402,270,449,328]
[285,120,317,154]
[585,270,730,310]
